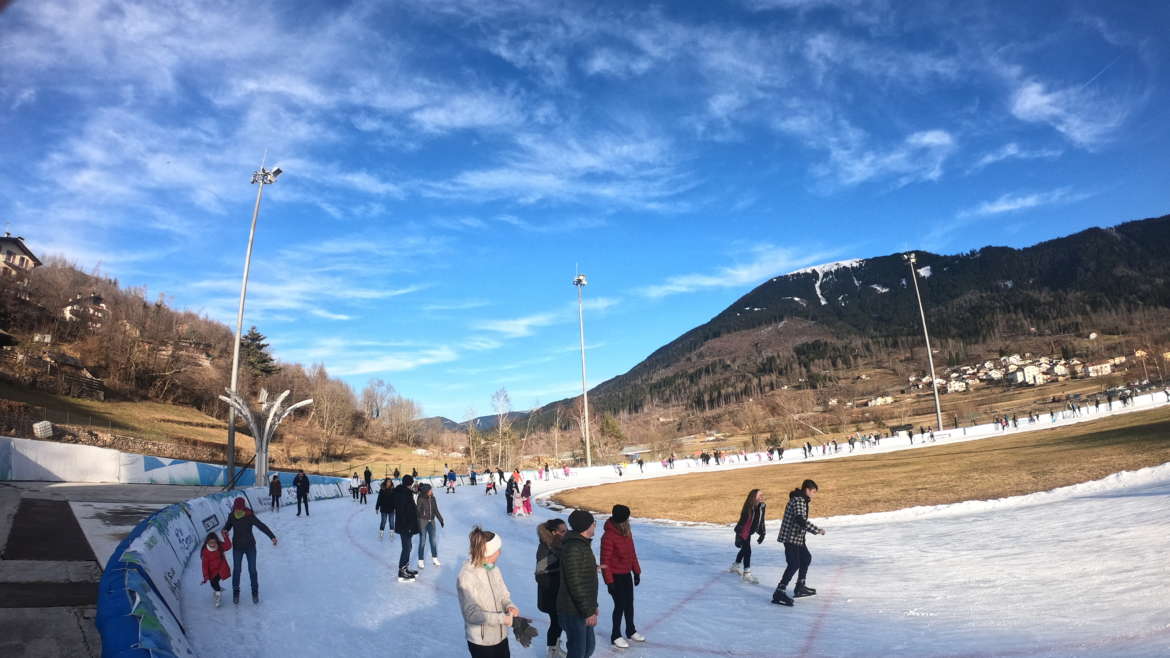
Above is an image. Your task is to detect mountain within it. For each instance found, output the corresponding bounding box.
[418,411,530,433]
[554,213,1170,418]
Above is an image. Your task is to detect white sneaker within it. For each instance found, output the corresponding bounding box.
[432,557,441,566]
[629,632,646,642]
[612,637,630,649]
[378,530,384,539]
[728,562,743,574]
[213,591,221,608]
[742,570,759,584]
[418,559,425,569]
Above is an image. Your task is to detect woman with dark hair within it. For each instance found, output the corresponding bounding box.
[536,518,568,658]
[268,474,282,512]
[730,489,766,584]
[600,505,644,649]
[771,479,826,607]
[458,527,520,657]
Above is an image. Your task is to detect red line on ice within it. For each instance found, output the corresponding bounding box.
[795,565,844,658]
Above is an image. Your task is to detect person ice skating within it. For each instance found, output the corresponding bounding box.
[293,469,311,516]
[364,466,373,493]
[447,469,458,493]
[457,527,520,657]
[730,488,766,584]
[771,479,825,607]
[536,519,568,658]
[505,476,519,515]
[600,505,644,649]
[522,480,534,516]
[417,483,445,569]
[222,497,277,604]
[393,475,421,581]
[470,468,479,486]
[269,474,282,512]
[200,530,232,607]
[485,479,498,495]
[376,478,395,539]
[497,468,506,485]
[359,481,369,504]
[351,473,361,501]
[559,510,599,658]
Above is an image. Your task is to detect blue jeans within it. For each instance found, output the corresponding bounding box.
[561,613,595,658]
[380,512,395,531]
[231,544,258,594]
[418,520,438,560]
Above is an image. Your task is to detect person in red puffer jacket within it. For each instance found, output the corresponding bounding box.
[600,504,646,649]
[200,530,232,607]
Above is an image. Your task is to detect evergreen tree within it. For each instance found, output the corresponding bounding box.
[240,326,279,377]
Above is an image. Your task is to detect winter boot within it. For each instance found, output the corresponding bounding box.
[728,562,743,575]
[742,569,759,584]
[397,567,415,582]
[432,557,441,566]
[771,587,794,607]
[213,591,221,608]
[232,590,240,605]
[794,582,817,597]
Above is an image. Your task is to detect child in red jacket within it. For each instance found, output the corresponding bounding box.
[200,530,232,607]
[600,504,646,649]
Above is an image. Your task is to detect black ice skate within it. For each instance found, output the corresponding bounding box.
[232,590,240,605]
[771,589,794,607]
[794,582,817,598]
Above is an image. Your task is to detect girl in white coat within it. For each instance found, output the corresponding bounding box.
[458,527,520,657]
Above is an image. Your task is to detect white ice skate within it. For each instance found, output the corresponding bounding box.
[728,562,743,575]
[629,632,646,643]
[213,591,221,608]
[742,570,759,584]
[612,637,630,649]
[378,530,384,540]
[418,559,425,569]
[432,557,441,566]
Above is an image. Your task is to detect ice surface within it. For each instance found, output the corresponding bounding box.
[182,392,1170,657]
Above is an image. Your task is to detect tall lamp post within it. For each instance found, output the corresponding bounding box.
[905,252,944,431]
[226,165,282,487]
[573,273,592,467]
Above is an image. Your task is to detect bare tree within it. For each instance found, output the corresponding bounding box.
[491,388,512,468]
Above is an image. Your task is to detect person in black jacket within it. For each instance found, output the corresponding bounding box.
[292,470,311,516]
[393,475,421,581]
[505,477,518,515]
[222,497,277,604]
[268,475,282,512]
[535,518,568,657]
[375,478,395,540]
[730,488,766,583]
[771,479,825,607]
[364,466,373,493]
[558,510,599,658]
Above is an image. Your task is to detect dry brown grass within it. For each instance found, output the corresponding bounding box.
[553,405,1170,524]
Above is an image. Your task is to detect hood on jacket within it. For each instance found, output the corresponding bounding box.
[603,517,631,536]
[789,488,808,501]
[537,523,561,548]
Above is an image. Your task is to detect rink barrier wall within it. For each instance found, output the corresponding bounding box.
[97,481,346,657]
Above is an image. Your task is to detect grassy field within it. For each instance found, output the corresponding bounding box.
[553,405,1170,524]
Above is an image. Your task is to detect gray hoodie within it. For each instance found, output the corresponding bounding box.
[457,560,515,646]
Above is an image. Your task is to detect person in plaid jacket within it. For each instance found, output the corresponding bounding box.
[771,479,826,607]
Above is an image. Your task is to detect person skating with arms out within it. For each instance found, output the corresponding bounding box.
[558,510,600,658]
[599,504,645,649]
[730,488,766,584]
[771,479,825,607]
[199,530,232,607]
[222,497,277,605]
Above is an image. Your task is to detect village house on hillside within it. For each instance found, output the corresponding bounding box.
[0,232,41,299]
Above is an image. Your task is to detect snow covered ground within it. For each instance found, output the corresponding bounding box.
[181,392,1170,657]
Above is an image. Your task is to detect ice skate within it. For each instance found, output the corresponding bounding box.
[418,558,425,569]
[432,557,441,566]
[629,632,646,643]
[213,591,221,608]
[741,569,759,584]
[612,637,630,649]
[771,588,794,607]
[252,591,260,605]
[397,567,416,582]
[232,590,240,605]
[378,529,384,539]
[546,645,566,658]
[728,562,743,575]
[794,582,817,597]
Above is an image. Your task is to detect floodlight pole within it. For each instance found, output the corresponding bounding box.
[226,166,281,487]
[573,273,592,467]
[905,252,944,431]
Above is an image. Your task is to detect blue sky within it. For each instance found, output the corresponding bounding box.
[3,0,1169,421]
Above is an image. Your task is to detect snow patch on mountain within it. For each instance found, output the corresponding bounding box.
[917,265,933,278]
[788,259,864,305]
[871,284,890,293]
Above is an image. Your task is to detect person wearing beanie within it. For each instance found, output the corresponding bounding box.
[221,497,277,604]
[393,474,421,581]
[558,510,599,658]
[771,479,826,607]
[730,489,766,583]
[416,483,445,569]
[458,527,520,657]
[600,505,645,648]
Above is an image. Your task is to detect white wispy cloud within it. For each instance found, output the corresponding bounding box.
[638,244,842,298]
[475,297,621,338]
[279,337,459,377]
[425,300,492,312]
[1009,79,1131,147]
[958,187,1089,218]
[968,142,1063,173]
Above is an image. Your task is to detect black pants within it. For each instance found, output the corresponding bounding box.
[779,542,811,587]
[398,532,414,569]
[352,487,359,500]
[360,490,367,504]
[467,639,510,657]
[209,576,222,592]
[297,493,309,515]
[734,535,752,569]
[546,609,563,648]
[608,573,637,642]
[271,495,280,511]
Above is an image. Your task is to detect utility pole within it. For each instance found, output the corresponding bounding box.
[227,164,282,487]
[573,273,592,467]
[905,252,944,431]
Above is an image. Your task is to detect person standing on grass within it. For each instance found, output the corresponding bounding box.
[268,474,282,512]
[293,469,311,516]
[457,527,520,658]
[600,505,645,649]
[393,475,421,582]
[536,519,568,658]
[559,510,600,658]
[771,479,825,607]
[730,489,766,584]
[376,478,395,539]
[417,483,445,569]
[222,497,277,605]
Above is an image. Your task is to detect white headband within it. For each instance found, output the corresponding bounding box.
[484,534,503,557]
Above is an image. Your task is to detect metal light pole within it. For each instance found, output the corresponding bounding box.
[573,273,592,467]
[226,165,282,487]
[905,252,944,431]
